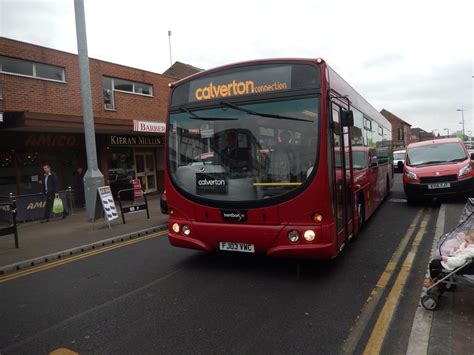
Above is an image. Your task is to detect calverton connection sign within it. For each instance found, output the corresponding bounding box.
[194,80,288,101]
[189,65,292,102]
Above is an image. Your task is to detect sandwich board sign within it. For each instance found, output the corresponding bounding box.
[97,186,119,222]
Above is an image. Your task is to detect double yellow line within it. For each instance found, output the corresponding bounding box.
[0,230,167,283]
[342,208,431,354]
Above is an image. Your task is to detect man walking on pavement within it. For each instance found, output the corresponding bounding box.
[39,163,66,223]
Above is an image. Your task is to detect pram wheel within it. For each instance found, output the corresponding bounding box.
[421,294,439,311]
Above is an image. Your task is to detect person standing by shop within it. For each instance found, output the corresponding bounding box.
[39,163,66,222]
[72,167,85,208]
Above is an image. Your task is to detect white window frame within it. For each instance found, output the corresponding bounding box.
[107,77,153,97]
[0,56,65,83]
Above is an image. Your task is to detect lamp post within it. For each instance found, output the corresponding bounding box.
[168,30,172,66]
[74,0,104,221]
[444,128,449,138]
[456,108,465,141]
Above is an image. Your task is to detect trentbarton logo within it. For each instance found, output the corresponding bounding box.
[194,80,288,101]
[221,209,248,223]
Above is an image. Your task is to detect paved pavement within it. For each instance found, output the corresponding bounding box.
[0,189,472,354]
[407,200,473,355]
[0,194,168,270]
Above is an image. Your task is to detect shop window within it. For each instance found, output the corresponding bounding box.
[108,149,135,182]
[0,152,16,195]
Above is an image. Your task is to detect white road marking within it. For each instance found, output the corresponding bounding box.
[388,198,408,203]
[406,204,445,354]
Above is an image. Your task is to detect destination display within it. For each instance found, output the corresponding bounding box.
[190,65,292,102]
[170,63,321,107]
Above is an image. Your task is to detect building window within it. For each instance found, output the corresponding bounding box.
[102,76,153,110]
[114,78,134,92]
[397,127,404,141]
[103,77,115,110]
[0,55,65,82]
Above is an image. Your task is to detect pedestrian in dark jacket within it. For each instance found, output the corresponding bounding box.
[39,163,66,222]
[72,167,85,208]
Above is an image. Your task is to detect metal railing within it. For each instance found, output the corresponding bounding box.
[117,187,150,224]
[0,201,18,248]
[0,188,75,223]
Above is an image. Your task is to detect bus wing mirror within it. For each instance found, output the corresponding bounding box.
[341,110,354,127]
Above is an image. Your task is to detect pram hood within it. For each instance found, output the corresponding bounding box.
[435,198,474,259]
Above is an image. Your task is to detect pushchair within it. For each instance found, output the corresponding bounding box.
[421,198,474,311]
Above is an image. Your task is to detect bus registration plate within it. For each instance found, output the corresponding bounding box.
[428,183,451,189]
[219,242,255,253]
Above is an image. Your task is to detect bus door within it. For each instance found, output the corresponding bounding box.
[331,104,353,246]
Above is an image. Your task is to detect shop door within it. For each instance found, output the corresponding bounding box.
[135,151,157,193]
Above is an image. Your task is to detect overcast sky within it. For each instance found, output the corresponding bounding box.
[1,0,472,137]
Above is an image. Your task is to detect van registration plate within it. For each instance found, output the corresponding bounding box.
[219,242,255,253]
[428,183,451,189]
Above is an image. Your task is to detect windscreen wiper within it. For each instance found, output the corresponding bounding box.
[220,101,311,122]
[412,160,446,166]
[179,107,238,121]
[448,157,467,162]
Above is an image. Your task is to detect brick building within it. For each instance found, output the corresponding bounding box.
[163,61,203,79]
[410,127,435,143]
[0,37,174,196]
[380,109,412,149]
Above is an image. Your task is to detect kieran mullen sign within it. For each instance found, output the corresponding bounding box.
[108,135,163,146]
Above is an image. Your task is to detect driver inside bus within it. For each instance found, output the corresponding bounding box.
[219,132,251,173]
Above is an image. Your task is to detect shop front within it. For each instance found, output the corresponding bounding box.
[0,132,86,196]
[103,134,164,195]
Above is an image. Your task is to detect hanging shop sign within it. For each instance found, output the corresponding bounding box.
[133,120,166,133]
[108,135,163,147]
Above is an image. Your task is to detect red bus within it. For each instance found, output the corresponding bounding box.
[165,59,392,259]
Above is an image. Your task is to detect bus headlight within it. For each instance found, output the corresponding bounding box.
[304,230,316,242]
[182,225,191,236]
[172,223,180,233]
[288,230,300,242]
[458,164,472,177]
